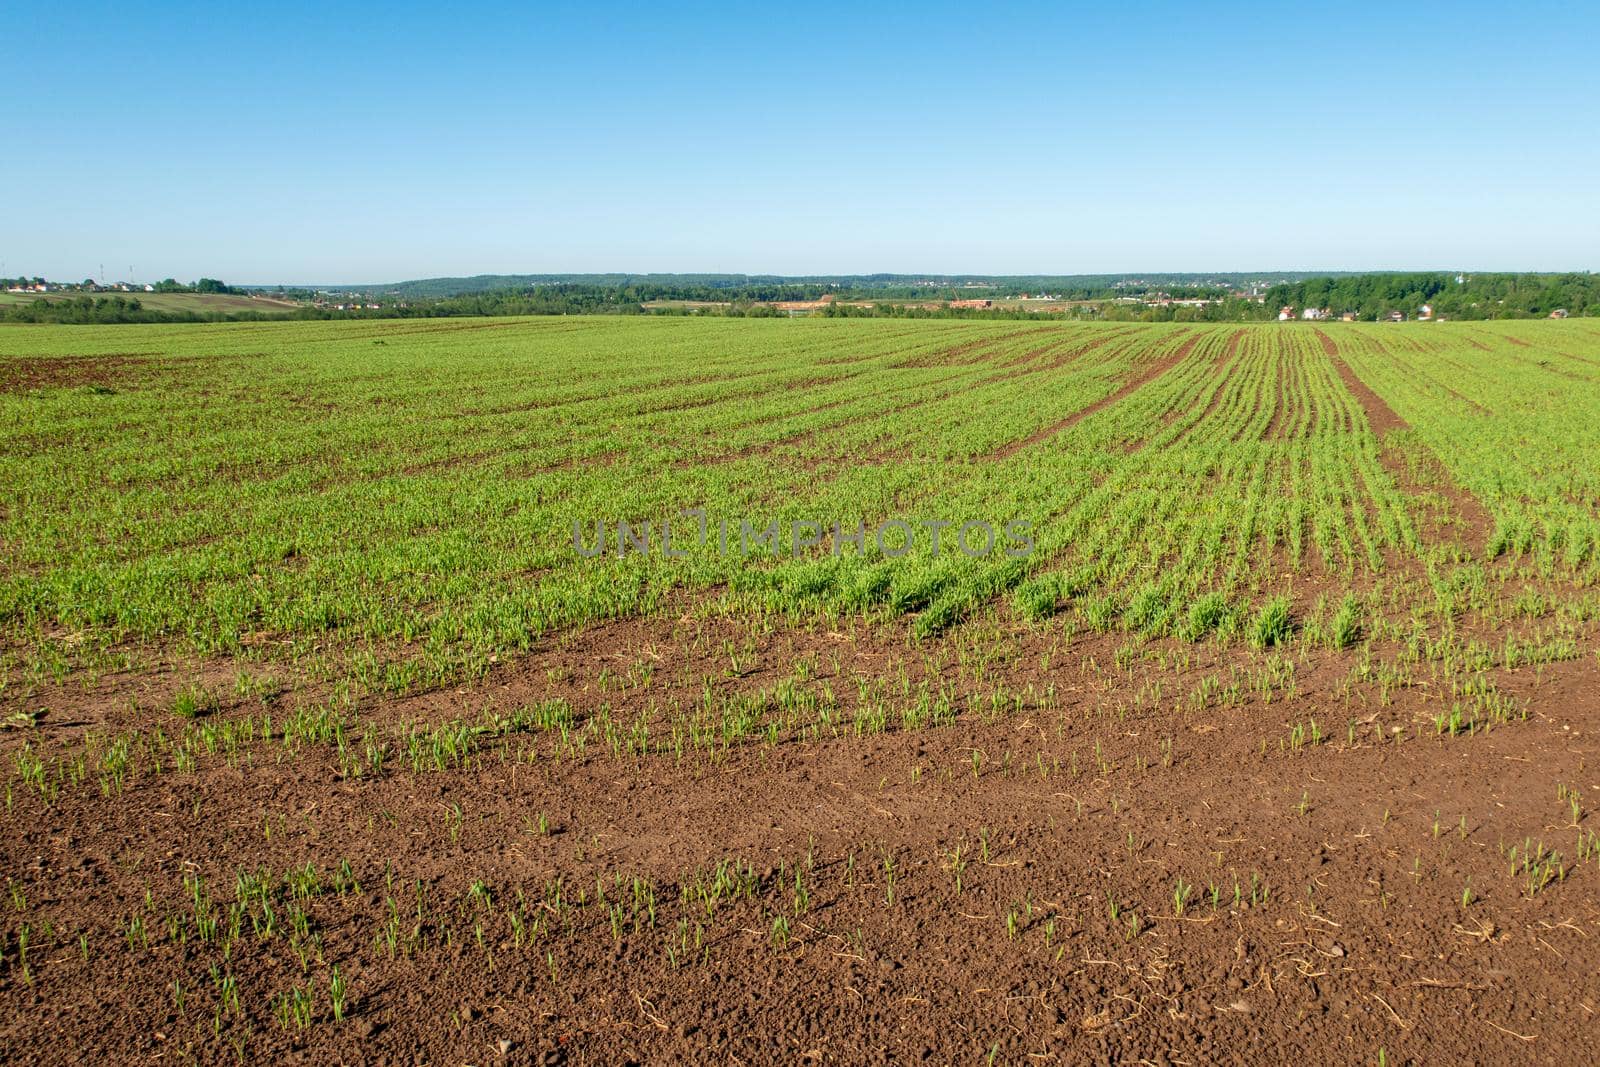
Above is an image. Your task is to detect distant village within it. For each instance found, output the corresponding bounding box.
[1277,303,1569,323]
[3,279,157,295]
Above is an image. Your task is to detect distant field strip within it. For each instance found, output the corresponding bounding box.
[2,316,1597,677]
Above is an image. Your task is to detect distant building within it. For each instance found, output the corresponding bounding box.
[1386,310,1405,323]
[1550,308,1569,319]
[772,299,829,316]
[1301,307,1329,321]
[1278,305,1295,321]
[1341,312,1358,322]
[1418,304,1433,321]
[949,299,993,309]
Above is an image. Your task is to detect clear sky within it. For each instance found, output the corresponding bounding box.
[5,1,1597,283]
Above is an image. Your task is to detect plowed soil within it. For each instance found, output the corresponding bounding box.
[3,610,1598,1065]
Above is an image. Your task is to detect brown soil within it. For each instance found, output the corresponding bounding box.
[3,324,1595,1063]
[1262,335,1294,441]
[1322,334,1495,553]
[3,610,1599,1064]
[0,354,152,393]
[1391,445,1497,552]
[1320,334,1408,436]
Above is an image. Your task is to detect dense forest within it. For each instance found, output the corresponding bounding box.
[1260,272,1594,319]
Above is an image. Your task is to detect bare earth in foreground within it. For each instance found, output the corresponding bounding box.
[3,612,1598,1065]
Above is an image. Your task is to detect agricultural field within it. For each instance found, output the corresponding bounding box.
[2,315,1600,1063]
[0,291,302,314]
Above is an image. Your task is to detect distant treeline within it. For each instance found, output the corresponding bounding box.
[317,272,1325,301]
[1261,273,1595,319]
[268,272,1600,322]
[8,273,1596,325]
[0,297,279,325]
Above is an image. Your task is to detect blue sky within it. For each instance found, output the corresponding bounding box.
[5,1,1596,283]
